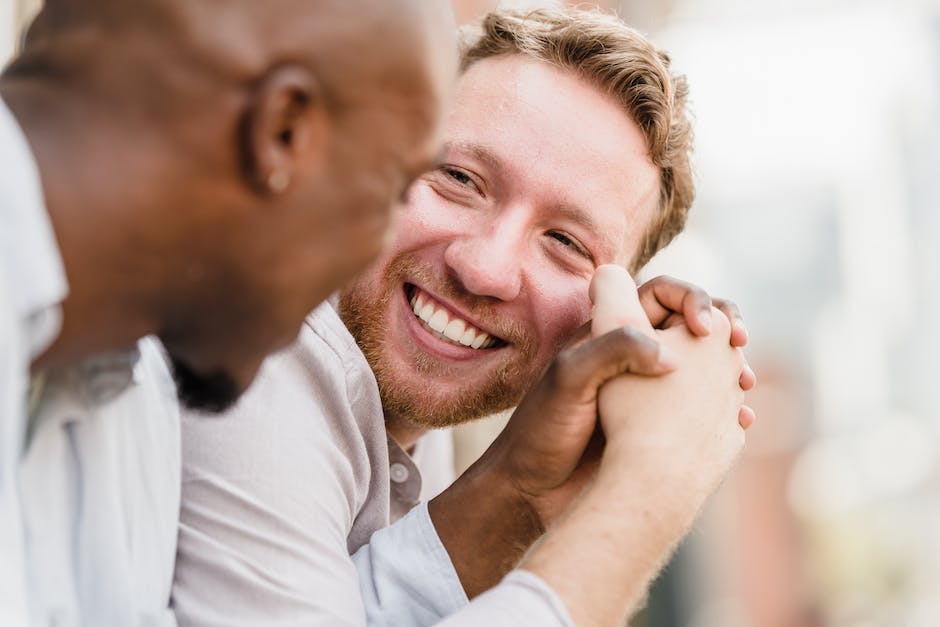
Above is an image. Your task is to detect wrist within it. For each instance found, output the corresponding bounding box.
[596,439,713,529]
[429,451,544,598]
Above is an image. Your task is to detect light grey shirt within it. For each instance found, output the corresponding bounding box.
[0,97,68,627]
[173,301,572,626]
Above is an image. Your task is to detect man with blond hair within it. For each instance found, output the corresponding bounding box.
[174,7,754,626]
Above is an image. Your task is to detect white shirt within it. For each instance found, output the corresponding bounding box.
[173,301,572,626]
[0,97,68,627]
[21,338,181,626]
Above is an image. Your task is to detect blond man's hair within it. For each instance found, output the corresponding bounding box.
[460,7,694,271]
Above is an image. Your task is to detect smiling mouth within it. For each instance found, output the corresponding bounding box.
[404,284,505,350]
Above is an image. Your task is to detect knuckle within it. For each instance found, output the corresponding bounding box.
[691,286,712,306]
[548,352,571,378]
[548,348,579,387]
[714,296,740,311]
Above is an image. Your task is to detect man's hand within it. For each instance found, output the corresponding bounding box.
[638,274,756,397]
[428,267,755,597]
[638,274,748,344]
[429,322,676,597]
[593,265,747,502]
[520,268,750,627]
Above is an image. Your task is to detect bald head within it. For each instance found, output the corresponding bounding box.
[12,0,454,124]
[5,0,457,410]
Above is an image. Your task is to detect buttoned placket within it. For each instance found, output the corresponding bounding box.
[386,436,423,522]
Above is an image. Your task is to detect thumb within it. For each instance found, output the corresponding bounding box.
[590,264,654,339]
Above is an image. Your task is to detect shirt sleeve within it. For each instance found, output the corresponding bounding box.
[353,502,573,627]
[437,570,574,627]
[352,503,467,626]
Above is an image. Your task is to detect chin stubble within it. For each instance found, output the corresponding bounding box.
[338,256,540,428]
[169,356,241,414]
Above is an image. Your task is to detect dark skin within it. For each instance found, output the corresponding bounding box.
[4,0,454,406]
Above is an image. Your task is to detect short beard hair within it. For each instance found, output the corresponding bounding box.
[170,356,240,414]
[339,254,540,429]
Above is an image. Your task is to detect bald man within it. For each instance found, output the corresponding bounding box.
[0,1,455,625]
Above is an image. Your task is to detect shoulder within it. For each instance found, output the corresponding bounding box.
[180,302,384,498]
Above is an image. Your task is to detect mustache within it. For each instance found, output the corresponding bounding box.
[386,254,534,352]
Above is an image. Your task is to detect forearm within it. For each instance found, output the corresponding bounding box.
[519,447,705,627]
[429,459,544,598]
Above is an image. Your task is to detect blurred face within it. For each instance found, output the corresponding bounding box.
[163,20,456,413]
[340,54,661,426]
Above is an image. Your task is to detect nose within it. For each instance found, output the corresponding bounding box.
[443,208,526,301]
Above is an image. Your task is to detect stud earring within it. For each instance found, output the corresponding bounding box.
[267,170,290,194]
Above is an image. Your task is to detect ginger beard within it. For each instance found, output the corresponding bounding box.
[339,253,542,428]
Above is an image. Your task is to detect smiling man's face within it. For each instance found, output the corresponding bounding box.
[339,53,661,427]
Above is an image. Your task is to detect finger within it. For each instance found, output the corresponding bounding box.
[739,362,757,391]
[738,405,756,430]
[637,275,712,336]
[549,326,678,402]
[660,312,685,330]
[713,297,749,347]
[589,265,653,338]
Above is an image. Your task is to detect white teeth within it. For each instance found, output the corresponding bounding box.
[443,319,465,343]
[428,309,448,333]
[409,288,496,350]
[418,303,434,323]
[458,328,476,347]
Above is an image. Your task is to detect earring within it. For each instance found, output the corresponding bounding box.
[267,170,290,194]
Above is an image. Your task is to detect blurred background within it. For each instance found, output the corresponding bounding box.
[4,0,939,625]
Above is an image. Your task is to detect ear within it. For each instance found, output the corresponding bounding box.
[242,64,329,195]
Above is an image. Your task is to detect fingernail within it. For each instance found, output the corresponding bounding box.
[657,345,679,369]
[734,320,749,342]
[697,310,712,332]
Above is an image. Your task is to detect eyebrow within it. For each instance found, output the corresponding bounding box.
[444,140,619,261]
[442,141,503,170]
[556,202,618,261]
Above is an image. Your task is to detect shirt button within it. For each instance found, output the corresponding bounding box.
[389,462,409,483]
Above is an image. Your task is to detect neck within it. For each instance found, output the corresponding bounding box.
[2,79,167,371]
[385,411,430,452]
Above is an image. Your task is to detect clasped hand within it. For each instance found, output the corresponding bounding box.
[484,266,755,528]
